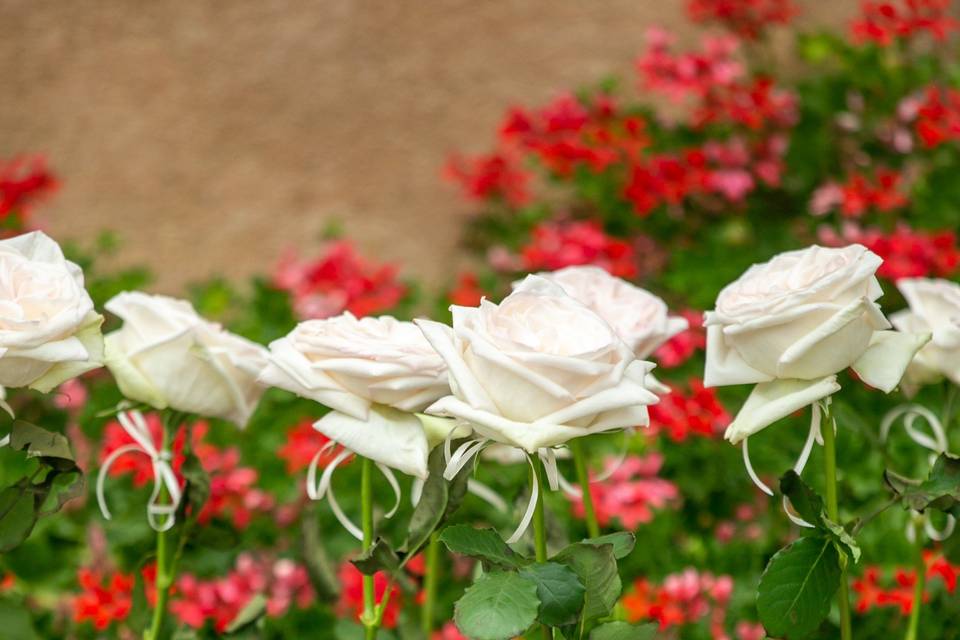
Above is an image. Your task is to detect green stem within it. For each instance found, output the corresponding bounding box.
[905,516,926,640]
[360,457,377,640]
[421,532,440,635]
[821,409,853,640]
[144,418,176,640]
[531,455,551,640]
[569,439,600,539]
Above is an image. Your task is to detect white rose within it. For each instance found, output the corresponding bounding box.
[417,275,658,453]
[705,244,929,443]
[259,313,450,478]
[104,292,268,427]
[525,266,688,359]
[0,231,103,392]
[890,278,960,390]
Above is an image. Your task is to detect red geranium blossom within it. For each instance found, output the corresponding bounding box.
[518,220,638,278]
[852,552,959,616]
[623,568,734,637]
[336,561,403,629]
[73,568,135,630]
[851,0,957,46]
[277,418,337,474]
[654,310,707,368]
[648,379,730,441]
[915,85,960,148]
[273,241,407,320]
[572,453,680,529]
[819,223,960,281]
[447,271,492,307]
[0,155,58,224]
[687,0,799,40]
[443,151,531,206]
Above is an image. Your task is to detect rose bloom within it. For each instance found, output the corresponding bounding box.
[525,266,688,359]
[705,244,928,442]
[0,231,103,392]
[890,278,960,390]
[259,312,449,478]
[417,276,658,452]
[104,292,269,427]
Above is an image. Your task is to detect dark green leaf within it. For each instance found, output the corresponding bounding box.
[757,536,841,639]
[9,421,76,471]
[190,520,241,550]
[225,593,267,633]
[886,454,960,517]
[780,471,860,562]
[439,525,519,568]
[403,442,473,554]
[580,532,635,559]
[454,572,540,640]
[352,538,400,575]
[589,621,657,640]
[0,599,38,640]
[0,484,39,553]
[519,562,586,626]
[554,542,620,622]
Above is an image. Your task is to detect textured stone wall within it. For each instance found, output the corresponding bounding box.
[1,0,851,292]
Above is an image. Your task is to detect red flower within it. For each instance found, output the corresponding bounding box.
[433,622,468,640]
[694,77,798,131]
[448,271,491,307]
[572,453,680,529]
[821,169,910,218]
[273,241,407,320]
[687,0,799,40]
[443,151,531,206]
[623,569,735,632]
[648,379,730,442]
[915,86,960,148]
[73,568,135,630]
[636,29,744,102]
[336,561,403,629]
[0,155,58,224]
[852,554,960,617]
[278,418,336,474]
[851,0,957,46]
[655,310,706,368]
[518,220,638,278]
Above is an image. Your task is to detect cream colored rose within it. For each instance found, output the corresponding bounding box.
[259,313,450,477]
[705,244,929,443]
[417,275,658,452]
[890,278,960,390]
[527,266,688,359]
[0,231,103,392]
[104,292,268,427]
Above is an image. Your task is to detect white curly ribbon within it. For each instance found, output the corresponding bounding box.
[306,440,401,541]
[881,404,956,542]
[742,401,831,529]
[410,476,509,513]
[96,410,182,532]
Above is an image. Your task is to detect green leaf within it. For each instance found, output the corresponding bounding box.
[0,599,39,640]
[9,421,76,470]
[0,484,39,553]
[454,572,540,640]
[225,594,267,634]
[757,536,841,639]
[886,453,960,516]
[439,525,519,568]
[351,538,400,575]
[519,562,586,627]
[553,542,620,622]
[589,621,657,640]
[580,532,635,559]
[403,442,473,554]
[780,471,860,562]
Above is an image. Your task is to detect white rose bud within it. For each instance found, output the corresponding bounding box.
[890,277,960,391]
[0,231,104,392]
[259,313,450,478]
[705,244,929,443]
[104,292,268,427]
[417,275,659,453]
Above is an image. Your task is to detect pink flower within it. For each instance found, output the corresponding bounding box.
[572,453,680,529]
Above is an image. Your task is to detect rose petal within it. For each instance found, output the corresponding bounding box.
[724,375,841,444]
[703,323,773,388]
[314,405,430,478]
[851,330,931,393]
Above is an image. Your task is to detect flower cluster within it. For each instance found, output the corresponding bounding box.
[277,417,337,473]
[686,0,798,40]
[0,155,57,225]
[851,0,957,46]
[513,220,639,278]
[273,241,407,320]
[337,561,403,629]
[622,568,737,639]
[654,310,707,368]
[819,223,960,281]
[572,453,680,529]
[443,151,531,206]
[852,552,959,615]
[810,169,909,218]
[170,554,314,632]
[915,85,960,148]
[72,567,136,631]
[647,379,730,441]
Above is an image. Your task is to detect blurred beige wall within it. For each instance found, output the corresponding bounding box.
[1,1,852,293]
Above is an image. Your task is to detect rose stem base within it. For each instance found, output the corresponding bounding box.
[905,516,926,640]
[361,456,378,640]
[532,455,551,640]
[145,417,175,640]
[569,438,600,539]
[822,408,853,640]
[421,531,440,635]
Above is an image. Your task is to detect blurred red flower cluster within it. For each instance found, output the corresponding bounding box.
[654,310,707,369]
[337,561,403,629]
[572,453,680,529]
[273,241,406,320]
[852,552,959,615]
[516,220,639,278]
[73,568,136,631]
[820,223,960,281]
[915,85,960,148]
[811,169,908,218]
[686,0,798,40]
[0,155,57,226]
[648,379,730,442]
[851,0,957,46]
[100,414,274,528]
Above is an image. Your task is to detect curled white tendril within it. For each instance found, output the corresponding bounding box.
[742,400,833,529]
[306,440,401,541]
[881,404,957,543]
[96,410,182,532]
